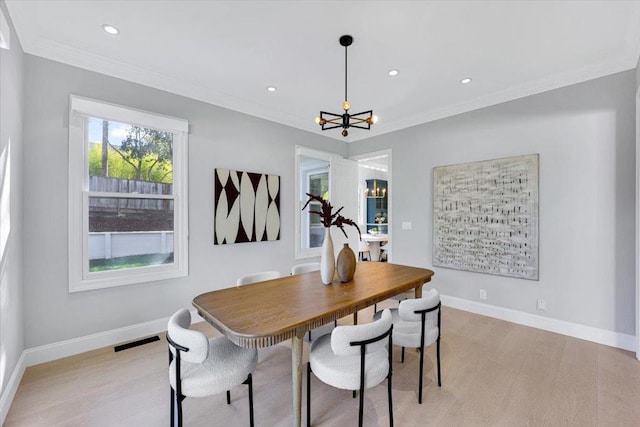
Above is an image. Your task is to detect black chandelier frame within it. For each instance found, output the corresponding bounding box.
[317,35,374,137]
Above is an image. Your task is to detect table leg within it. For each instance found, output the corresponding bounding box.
[369,242,381,261]
[291,333,304,427]
[415,283,423,299]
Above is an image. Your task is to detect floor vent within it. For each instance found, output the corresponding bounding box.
[114,335,161,352]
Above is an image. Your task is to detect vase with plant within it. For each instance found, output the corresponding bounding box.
[302,193,361,284]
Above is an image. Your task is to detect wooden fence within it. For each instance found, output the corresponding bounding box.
[89,176,172,212]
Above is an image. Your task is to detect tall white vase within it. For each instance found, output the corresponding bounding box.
[320,228,335,284]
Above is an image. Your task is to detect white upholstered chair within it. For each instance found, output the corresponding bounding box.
[290,262,335,341]
[290,262,321,275]
[373,288,441,404]
[307,309,394,427]
[380,242,391,262]
[357,240,371,261]
[236,270,281,286]
[167,308,258,427]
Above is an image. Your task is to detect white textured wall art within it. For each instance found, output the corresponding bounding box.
[433,154,539,280]
[214,168,280,244]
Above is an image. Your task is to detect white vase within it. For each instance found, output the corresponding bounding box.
[320,228,335,284]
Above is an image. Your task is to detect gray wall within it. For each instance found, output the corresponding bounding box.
[22,55,346,348]
[0,0,24,399]
[350,71,636,335]
[636,55,640,92]
[636,53,639,353]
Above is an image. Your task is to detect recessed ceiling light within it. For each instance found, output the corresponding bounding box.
[388,69,399,77]
[460,77,472,84]
[267,86,277,92]
[102,24,120,35]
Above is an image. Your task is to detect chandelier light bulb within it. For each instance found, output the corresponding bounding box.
[342,100,351,111]
[366,115,379,125]
[315,116,321,124]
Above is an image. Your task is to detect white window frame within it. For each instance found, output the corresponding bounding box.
[295,145,358,259]
[0,8,10,50]
[296,146,331,259]
[68,95,189,292]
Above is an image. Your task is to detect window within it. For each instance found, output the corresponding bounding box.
[295,146,358,259]
[301,160,329,250]
[0,9,10,50]
[68,95,188,292]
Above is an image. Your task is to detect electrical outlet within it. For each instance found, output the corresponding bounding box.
[537,299,547,311]
[402,221,412,230]
[479,289,487,300]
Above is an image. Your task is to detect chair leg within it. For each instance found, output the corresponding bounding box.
[169,349,176,427]
[358,384,365,427]
[401,347,405,363]
[388,367,394,427]
[246,374,254,427]
[226,390,231,404]
[307,363,311,427]
[418,347,424,404]
[437,337,442,387]
[176,393,183,427]
[170,387,176,427]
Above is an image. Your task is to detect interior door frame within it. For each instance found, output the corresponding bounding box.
[351,149,392,262]
[635,84,640,360]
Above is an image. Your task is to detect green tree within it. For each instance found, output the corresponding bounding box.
[88,125,173,184]
[110,126,173,182]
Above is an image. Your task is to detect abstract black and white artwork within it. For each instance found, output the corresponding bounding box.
[214,168,280,244]
[432,154,539,280]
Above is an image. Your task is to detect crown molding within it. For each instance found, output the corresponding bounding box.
[17,33,640,144]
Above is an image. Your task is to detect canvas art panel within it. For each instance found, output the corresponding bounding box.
[214,168,280,244]
[432,154,539,280]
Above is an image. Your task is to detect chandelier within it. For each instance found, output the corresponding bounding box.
[315,35,377,137]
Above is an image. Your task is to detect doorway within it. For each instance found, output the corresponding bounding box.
[352,149,392,262]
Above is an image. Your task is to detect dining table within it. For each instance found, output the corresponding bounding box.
[192,262,434,427]
[361,233,389,261]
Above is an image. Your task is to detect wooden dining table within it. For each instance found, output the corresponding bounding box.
[192,262,434,427]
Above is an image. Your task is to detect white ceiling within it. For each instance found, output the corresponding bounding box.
[6,1,640,142]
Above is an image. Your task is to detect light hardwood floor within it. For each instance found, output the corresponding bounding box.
[6,304,640,426]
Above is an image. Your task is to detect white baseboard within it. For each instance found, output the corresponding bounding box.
[441,295,637,352]
[24,308,203,367]
[0,351,26,425]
